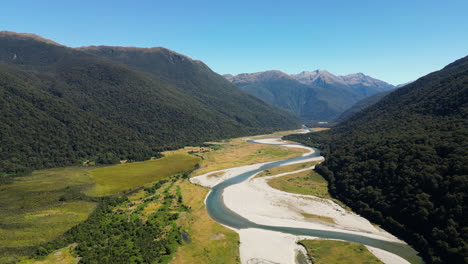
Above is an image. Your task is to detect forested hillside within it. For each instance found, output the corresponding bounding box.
[78,45,297,130]
[0,31,300,175]
[287,56,468,264]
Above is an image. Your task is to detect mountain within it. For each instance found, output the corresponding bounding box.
[292,70,395,96]
[0,31,300,174]
[225,69,395,121]
[337,81,416,122]
[292,70,394,97]
[336,89,394,122]
[286,56,468,264]
[395,81,414,88]
[224,70,361,121]
[75,45,298,129]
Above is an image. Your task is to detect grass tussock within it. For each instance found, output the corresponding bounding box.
[301,213,336,225]
[298,239,383,264]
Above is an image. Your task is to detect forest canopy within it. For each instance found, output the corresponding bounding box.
[0,32,300,175]
[287,56,468,264]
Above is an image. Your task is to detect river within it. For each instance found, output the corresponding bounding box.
[203,136,423,264]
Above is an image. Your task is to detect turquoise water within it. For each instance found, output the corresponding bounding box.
[205,138,423,264]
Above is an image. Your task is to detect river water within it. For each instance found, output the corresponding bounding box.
[205,137,423,264]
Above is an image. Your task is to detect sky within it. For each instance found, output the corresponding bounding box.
[2,0,467,85]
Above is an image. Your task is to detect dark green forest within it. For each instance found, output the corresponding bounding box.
[0,32,300,176]
[287,56,468,263]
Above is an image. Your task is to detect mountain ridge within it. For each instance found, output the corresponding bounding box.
[0,31,300,173]
[224,69,396,121]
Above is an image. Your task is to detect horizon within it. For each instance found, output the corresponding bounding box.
[3,0,467,85]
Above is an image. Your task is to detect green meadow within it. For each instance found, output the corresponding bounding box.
[0,167,95,263]
[86,153,200,196]
[299,239,383,264]
[0,153,200,263]
[267,169,331,199]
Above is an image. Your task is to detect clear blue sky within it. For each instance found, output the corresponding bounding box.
[2,0,467,84]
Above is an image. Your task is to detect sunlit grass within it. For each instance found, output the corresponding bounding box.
[172,180,240,264]
[298,239,383,264]
[1,201,95,248]
[0,167,96,262]
[256,161,318,178]
[87,153,200,196]
[301,213,336,224]
[1,130,304,263]
[18,244,79,264]
[192,136,307,176]
[267,170,331,199]
[311,127,330,132]
[265,167,351,210]
[250,129,304,139]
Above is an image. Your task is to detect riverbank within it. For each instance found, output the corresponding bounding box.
[192,134,415,264]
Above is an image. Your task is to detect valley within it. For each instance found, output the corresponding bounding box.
[0,22,465,264]
[192,133,422,264]
[1,131,309,263]
[1,129,425,264]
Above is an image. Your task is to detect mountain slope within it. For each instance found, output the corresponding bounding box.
[77,45,298,129]
[0,31,300,174]
[225,70,361,121]
[226,70,394,121]
[336,89,394,122]
[292,70,394,97]
[287,56,468,264]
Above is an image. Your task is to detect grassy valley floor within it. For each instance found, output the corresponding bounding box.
[0,167,95,263]
[2,131,307,264]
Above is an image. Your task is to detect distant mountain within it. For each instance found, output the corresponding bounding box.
[292,70,394,98]
[0,31,300,173]
[395,81,414,88]
[225,69,395,121]
[336,89,394,122]
[336,81,416,122]
[224,70,361,121]
[287,56,468,264]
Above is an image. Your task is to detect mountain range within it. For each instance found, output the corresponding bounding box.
[287,56,468,264]
[224,69,396,121]
[0,31,300,174]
